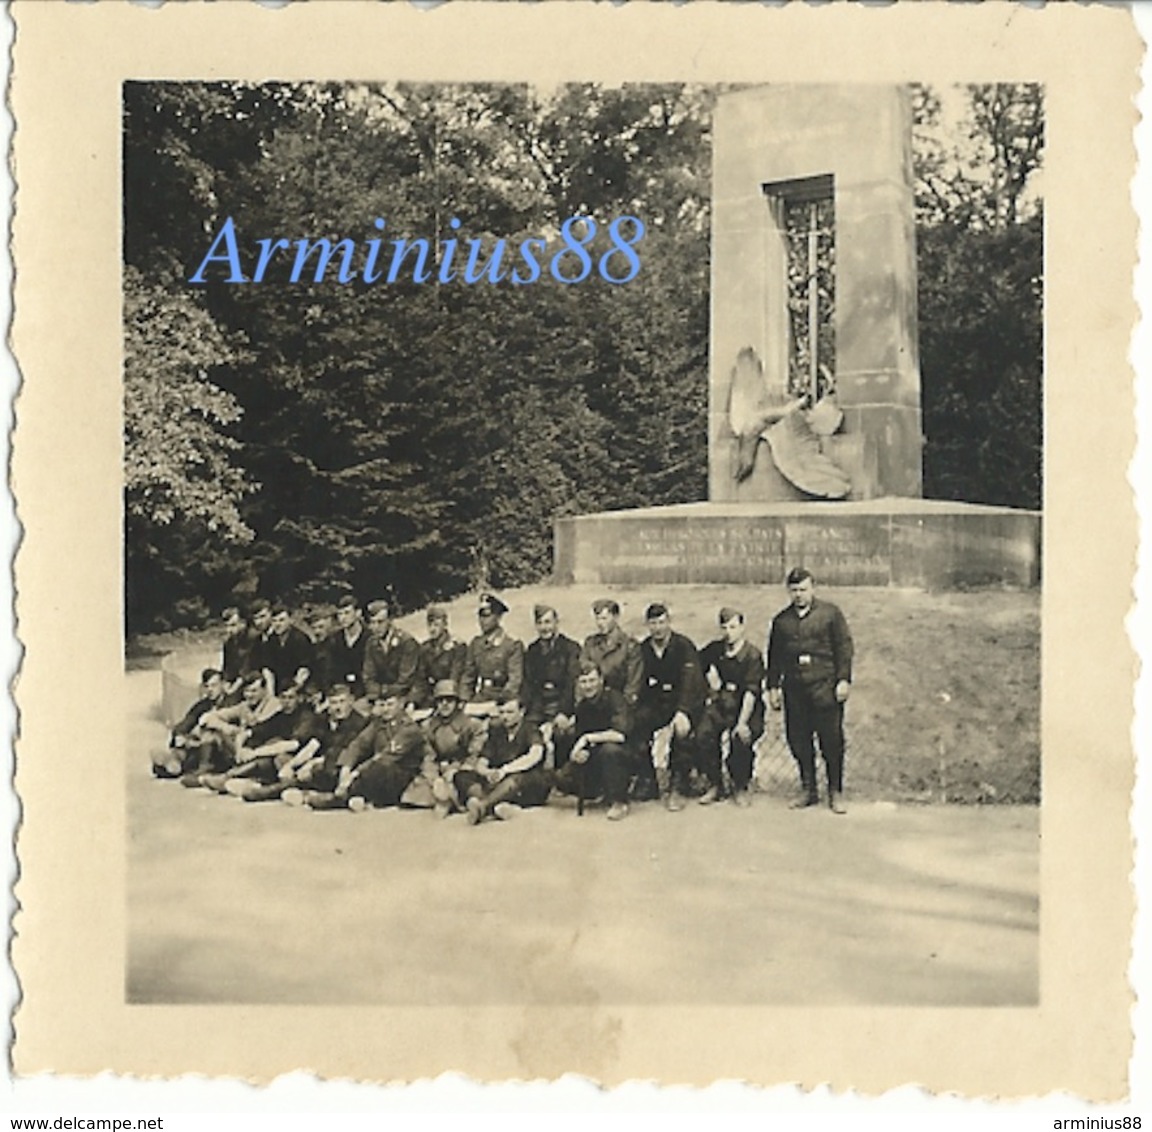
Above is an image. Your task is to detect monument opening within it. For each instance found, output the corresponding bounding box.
[766,174,837,405]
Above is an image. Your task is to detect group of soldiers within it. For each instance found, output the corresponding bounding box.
[155,568,855,822]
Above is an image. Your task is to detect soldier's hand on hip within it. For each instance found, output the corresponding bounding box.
[672,711,691,739]
[835,680,851,704]
[768,688,783,712]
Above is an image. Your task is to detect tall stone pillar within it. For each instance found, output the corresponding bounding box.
[709,85,923,503]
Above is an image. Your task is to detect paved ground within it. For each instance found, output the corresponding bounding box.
[127,667,1039,1006]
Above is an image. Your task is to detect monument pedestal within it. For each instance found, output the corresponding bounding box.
[553,499,1040,589]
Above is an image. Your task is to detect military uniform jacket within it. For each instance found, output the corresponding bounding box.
[699,639,766,729]
[362,626,421,702]
[482,718,545,771]
[523,634,582,723]
[319,626,369,697]
[460,629,524,701]
[423,709,485,766]
[416,636,468,706]
[766,599,854,707]
[573,687,631,742]
[638,632,707,722]
[581,627,642,704]
[337,715,432,775]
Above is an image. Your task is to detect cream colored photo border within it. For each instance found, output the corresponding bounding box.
[8,0,1140,1096]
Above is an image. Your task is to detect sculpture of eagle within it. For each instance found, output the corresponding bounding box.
[726,346,851,499]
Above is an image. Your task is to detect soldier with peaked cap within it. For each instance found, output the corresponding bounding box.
[416,605,468,709]
[580,598,642,706]
[362,597,421,706]
[459,593,524,713]
[697,606,766,807]
[766,567,854,814]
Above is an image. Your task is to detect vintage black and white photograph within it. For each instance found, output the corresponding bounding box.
[9,0,1141,1098]
[122,78,1043,1008]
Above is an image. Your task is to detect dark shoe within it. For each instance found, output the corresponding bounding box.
[732,789,753,808]
[631,777,659,802]
[829,792,847,815]
[790,794,819,809]
[200,773,231,793]
[180,773,206,789]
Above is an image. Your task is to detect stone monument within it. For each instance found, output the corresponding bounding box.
[554,85,1040,589]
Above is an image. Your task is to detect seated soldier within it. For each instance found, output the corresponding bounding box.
[319,595,369,702]
[633,603,706,811]
[422,679,486,818]
[415,605,467,712]
[260,603,315,696]
[552,661,633,820]
[522,604,581,754]
[459,593,523,716]
[580,598,642,707]
[202,683,322,795]
[153,667,229,779]
[454,695,551,825]
[362,598,421,708]
[305,684,432,811]
[183,670,281,785]
[696,607,766,807]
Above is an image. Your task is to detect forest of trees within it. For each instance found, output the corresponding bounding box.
[123,82,1043,633]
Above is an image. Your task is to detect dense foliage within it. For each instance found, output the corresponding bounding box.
[123,82,1042,633]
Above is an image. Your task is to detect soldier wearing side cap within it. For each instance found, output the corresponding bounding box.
[459,593,524,713]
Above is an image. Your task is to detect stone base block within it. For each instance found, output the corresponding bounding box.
[553,499,1040,590]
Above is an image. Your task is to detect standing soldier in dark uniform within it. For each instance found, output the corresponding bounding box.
[456,695,551,825]
[522,604,581,751]
[362,597,421,707]
[220,608,252,696]
[697,607,766,807]
[766,567,854,814]
[459,593,524,713]
[552,661,633,820]
[318,595,369,701]
[633,603,706,811]
[580,599,642,707]
[416,605,467,710]
[307,685,432,811]
[241,599,274,692]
